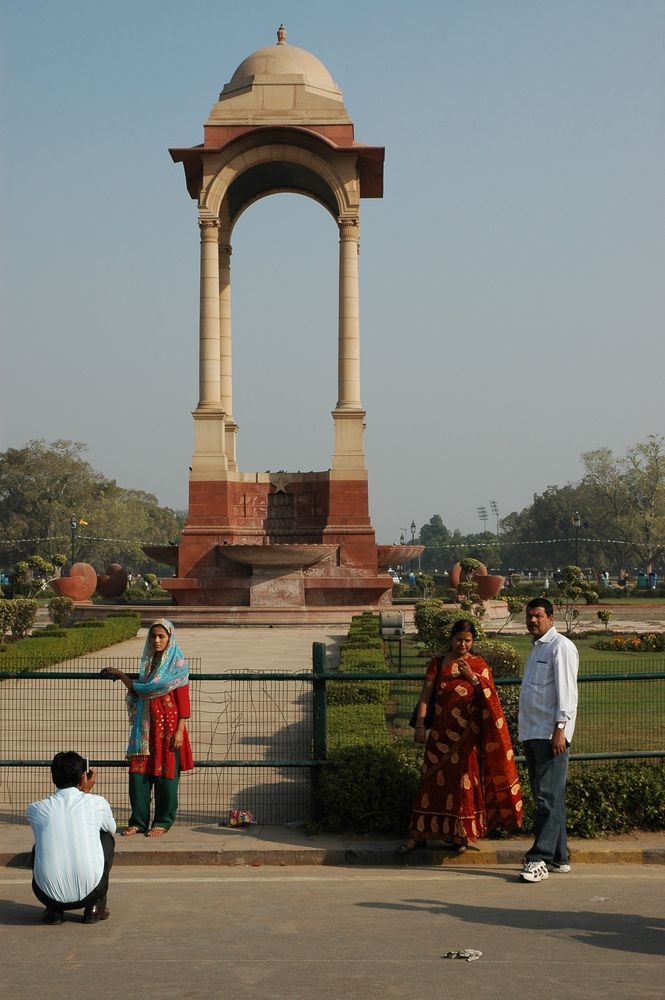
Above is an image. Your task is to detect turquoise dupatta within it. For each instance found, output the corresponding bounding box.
[126,619,189,759]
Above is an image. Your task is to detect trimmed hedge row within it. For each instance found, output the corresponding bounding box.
[328,613,390,709]
[318,743,665,837]
[0,612,141,671]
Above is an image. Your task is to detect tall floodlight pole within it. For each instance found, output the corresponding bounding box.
[490,499,500,535]
[477,506,488,533]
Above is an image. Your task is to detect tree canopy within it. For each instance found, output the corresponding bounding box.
[0,440,185,573]
[415,435,665,576]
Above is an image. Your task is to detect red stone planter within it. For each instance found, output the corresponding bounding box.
[96,563,128,598]
[472,574,505,600]
[50,562,97,602]
[449,561,488,589]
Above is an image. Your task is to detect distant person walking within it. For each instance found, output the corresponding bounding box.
[518,598,578,883]
[101,619,194,837]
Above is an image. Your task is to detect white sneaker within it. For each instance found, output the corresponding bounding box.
[520,860,549,882]
[548,862,571,873]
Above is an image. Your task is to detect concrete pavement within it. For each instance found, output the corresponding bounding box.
[1,864,663,1000]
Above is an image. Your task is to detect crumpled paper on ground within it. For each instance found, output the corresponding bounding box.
[443,949,483,962]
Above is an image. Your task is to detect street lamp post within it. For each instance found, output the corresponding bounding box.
[70,515,78,568]
[572,512,581,567]
[410,520,417,573]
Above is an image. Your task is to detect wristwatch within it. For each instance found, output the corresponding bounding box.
[556,722,566,730]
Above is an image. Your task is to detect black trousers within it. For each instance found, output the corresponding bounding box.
[31,830,115,912]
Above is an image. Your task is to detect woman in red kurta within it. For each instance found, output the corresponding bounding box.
[397,619,522,854]
[102,619,194,837]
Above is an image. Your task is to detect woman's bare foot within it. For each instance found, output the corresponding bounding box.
[147,827,168,838]
[122,826,141,837]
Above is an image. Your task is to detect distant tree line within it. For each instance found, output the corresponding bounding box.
[0,440,185,575]
[416,436,665,577]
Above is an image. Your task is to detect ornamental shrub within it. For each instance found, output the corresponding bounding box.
[11,599,38,638]
[475,639,522,747]
[47,596,75,626]
[316,742,422,832]
[414,600,485,652]
[0,601,16,641]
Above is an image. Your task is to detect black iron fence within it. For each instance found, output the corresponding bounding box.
[1,648,663,826]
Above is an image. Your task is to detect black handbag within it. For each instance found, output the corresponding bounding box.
[408,656,443,729]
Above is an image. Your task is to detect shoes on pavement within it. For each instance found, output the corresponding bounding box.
[42,908,64,925]
[520,860,550,883]
[83,904,110,924]
[547,861,571,873]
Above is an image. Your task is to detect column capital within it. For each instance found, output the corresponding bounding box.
[199,215,220,240]
[338,216,359,241]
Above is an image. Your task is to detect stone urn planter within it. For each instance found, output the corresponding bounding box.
[472,574,505,600]
[96,563,129,598]
[449,561,488,589]
[50,562,97,602]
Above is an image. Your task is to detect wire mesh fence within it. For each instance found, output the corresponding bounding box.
[0,659,313,827]
[1,657,663,826]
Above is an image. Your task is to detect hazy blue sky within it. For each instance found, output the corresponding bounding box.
[2,1,663,543]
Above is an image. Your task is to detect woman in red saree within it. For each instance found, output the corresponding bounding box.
[397,619,523,854]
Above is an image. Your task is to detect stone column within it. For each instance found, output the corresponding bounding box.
[332,216,366,476]
[218,240,233,416]
[198,216,221,408]
[337,217,361,410]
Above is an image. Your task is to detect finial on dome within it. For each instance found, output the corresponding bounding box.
[276,24,287,45]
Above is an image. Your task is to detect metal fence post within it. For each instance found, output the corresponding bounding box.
[311,642,328,821]
[312,642,327,762]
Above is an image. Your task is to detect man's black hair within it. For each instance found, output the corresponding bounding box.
[525,597,554,617]
[51,751,87,789]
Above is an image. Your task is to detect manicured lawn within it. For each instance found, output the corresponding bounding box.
[493,634,665,672]
[385,634,665,755]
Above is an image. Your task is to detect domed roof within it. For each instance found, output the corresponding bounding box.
[226,26,340,96]
[208,26,351,127]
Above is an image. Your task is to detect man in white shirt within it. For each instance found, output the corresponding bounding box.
[518,598,579,883]
[27,751,116,924]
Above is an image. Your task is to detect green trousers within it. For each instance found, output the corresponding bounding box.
[128,753,180,832]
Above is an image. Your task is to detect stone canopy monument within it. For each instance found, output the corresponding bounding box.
[157,27,418,613]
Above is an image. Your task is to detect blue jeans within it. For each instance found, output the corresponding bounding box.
[523,739,569,865]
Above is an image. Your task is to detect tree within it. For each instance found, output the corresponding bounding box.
[0,440,185,573]
[582,436,665,572]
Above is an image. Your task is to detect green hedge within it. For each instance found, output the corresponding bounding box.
[317,743,421,832]
[327,706,389,751]
[317,744,665,837]
[0,613,141,671]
